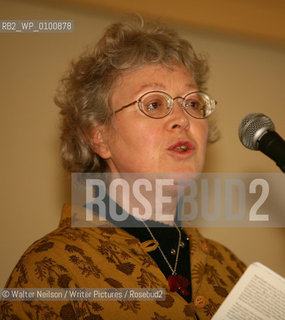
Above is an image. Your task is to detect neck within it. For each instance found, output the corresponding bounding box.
[107,172,181,225]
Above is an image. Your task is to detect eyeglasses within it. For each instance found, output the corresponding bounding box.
[114,91,216,119]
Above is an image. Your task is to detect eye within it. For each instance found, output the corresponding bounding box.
[146,101,161,111]
[139,92,171,118]
[142,94,166,113]
[184,97,203,110]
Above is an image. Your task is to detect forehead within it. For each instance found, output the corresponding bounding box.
[109,63,196,106]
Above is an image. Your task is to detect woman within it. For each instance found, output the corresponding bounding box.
[1,19,246,319]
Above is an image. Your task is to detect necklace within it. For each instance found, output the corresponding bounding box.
[141,220,190,296]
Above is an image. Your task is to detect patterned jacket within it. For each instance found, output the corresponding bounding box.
[0,204,246,319]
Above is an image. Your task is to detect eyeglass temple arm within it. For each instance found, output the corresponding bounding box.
[114,100,138,114]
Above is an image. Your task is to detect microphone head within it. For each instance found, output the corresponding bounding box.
[238,113,275,150]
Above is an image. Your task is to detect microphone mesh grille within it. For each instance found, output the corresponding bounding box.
[238,113,274,150]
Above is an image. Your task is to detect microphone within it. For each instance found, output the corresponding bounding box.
[238,113,285,173]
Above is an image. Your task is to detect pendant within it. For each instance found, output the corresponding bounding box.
[168,274,190,296]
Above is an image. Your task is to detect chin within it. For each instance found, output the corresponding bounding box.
[169,164,201,174]
[156,166,200,181]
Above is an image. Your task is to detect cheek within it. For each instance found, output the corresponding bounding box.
[193,121,208,149]
[143,127,163,143]
[111,119,160,150]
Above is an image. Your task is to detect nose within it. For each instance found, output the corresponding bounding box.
[167,98,190,130]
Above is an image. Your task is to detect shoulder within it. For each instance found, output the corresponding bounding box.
[4,224,129,289]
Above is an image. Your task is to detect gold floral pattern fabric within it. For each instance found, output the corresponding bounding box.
[0,204,246,319]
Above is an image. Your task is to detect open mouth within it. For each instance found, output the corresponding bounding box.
[168,141,194,153]
[173,145,189,152]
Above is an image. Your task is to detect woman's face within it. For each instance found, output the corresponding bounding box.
[97,64,208,174]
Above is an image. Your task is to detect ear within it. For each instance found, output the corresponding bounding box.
[90,125,112,160]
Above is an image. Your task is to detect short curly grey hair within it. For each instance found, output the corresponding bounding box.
[55,19,213,173]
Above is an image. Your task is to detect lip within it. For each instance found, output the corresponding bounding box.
[167,140,196,156]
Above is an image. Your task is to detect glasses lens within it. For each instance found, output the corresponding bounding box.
[140,92,171,119]
[184,92,214,118]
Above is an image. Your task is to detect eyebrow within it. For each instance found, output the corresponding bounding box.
[133,82,197,97]
[133,82,166,96]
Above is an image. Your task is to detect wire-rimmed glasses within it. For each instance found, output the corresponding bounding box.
[114,91,216,119]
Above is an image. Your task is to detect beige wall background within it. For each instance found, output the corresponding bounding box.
[1,0,284,287]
